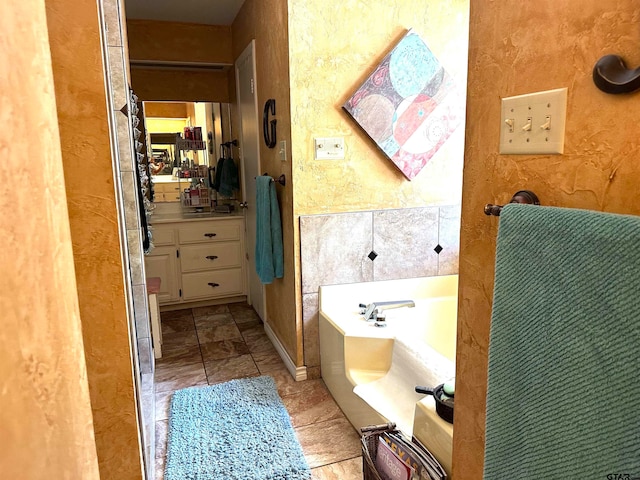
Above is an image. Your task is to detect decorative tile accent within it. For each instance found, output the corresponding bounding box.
[138,337,153,374]
[300,212,374,294]
[101,0,122,48]
[372,207,439,280]
[132,284,149,339]
[127,229,144,286]
[115,112,135,172]
[107,46,127,112]
[302,293,320,367]
[434,244,443,254]
[438,204,461,275]
[121,171,139,231]
[367,251,378,261]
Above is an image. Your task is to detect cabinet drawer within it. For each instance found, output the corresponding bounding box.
[180,243,242,273]
[178,221,241,244]
[181,268,244,300]
[154,182,182,194]
[151,227,176,246]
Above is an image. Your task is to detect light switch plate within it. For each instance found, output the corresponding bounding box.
[314,137,345,160]
[499,87,567,154]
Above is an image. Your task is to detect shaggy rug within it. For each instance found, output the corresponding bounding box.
[164,376,311,480]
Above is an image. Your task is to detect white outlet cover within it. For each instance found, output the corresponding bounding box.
[314,137,345,160]
[499,87,567,155]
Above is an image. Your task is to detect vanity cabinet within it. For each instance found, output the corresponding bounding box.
[153,182,182,203]
[146,217,246,306]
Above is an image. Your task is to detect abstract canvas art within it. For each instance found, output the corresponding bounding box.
[343,29,464,180]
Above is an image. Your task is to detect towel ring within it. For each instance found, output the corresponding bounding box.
[484,190,540,216]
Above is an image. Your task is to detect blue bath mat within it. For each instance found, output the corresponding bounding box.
[164,376,311,480]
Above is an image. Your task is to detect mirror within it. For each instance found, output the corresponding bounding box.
[142,101,231,202]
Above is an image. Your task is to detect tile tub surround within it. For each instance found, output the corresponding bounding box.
[300,205,461,371]
[154,301,364,480]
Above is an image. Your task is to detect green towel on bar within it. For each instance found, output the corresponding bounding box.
[484,204,640,479]
[255,176,284,284]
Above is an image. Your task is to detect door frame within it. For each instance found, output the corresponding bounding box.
[235,40,266,321]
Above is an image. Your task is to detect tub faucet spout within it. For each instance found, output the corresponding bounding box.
[361,300,415,321]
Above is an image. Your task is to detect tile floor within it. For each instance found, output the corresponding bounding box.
[154,302,364,480]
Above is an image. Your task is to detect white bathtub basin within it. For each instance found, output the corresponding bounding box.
[319,275,457,477]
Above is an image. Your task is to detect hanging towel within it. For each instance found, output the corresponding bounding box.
[483,204,640,479]
[219,157,239,197]
[255,176,284,284]
[213,157,225,192]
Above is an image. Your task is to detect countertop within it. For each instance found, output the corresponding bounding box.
[149,211,244,224]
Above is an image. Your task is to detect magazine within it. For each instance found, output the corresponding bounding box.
[380,432,447,480]
[375,437,415,480]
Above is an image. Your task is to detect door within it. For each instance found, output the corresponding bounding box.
[236,40,266,321]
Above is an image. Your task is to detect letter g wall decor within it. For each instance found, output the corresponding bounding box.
[263,98,277,148]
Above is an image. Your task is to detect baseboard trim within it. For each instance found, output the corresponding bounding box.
[264,322,307,382]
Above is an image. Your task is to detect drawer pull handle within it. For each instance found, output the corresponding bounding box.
[204,233,217,238]
[206,255,218,260]
[208,282,220,288]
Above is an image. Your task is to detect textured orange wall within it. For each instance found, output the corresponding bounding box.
[45,0,143,478]
[288,0,470,215]
[144,102,189,118]
[455,2,640,478]
[1,1,100,478]
[131,67,231,102]
[232,0,300,364]
[127,19,233,64]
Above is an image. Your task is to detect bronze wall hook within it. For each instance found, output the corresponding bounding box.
[484,190,540,216]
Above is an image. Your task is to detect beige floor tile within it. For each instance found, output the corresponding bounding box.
[155,362,208,394]
[155,342,202,367]
[253,347,286,374]
[192,304,229,317]
[244,332,274,353]
[267,364,326,397]
[161,329,199,348]
[311,457,363,480]
[229,306,260,324]
[196,323,243,343]
[160,309,193,323]
[296,417,362,469]
[282,379,344,428]
[160,316,195,334]
[204,354,260,384]
[199,339,250,361]
[194,312,235,329]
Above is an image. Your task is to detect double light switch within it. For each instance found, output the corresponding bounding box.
[499,87,568,154]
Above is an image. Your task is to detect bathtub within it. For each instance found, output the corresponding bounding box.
[319,275,457,476]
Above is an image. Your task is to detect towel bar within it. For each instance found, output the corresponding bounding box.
[484,190,540,216]
[255,173,286,186]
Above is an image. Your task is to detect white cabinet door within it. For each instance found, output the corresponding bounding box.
[144,246,180,304]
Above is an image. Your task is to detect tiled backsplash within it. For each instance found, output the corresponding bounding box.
[300,205,461,376]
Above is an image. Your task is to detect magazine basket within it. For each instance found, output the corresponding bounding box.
[361,423,399,480]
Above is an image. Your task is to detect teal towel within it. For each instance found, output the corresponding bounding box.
[255,176,284,284]
[484,204,640,479]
